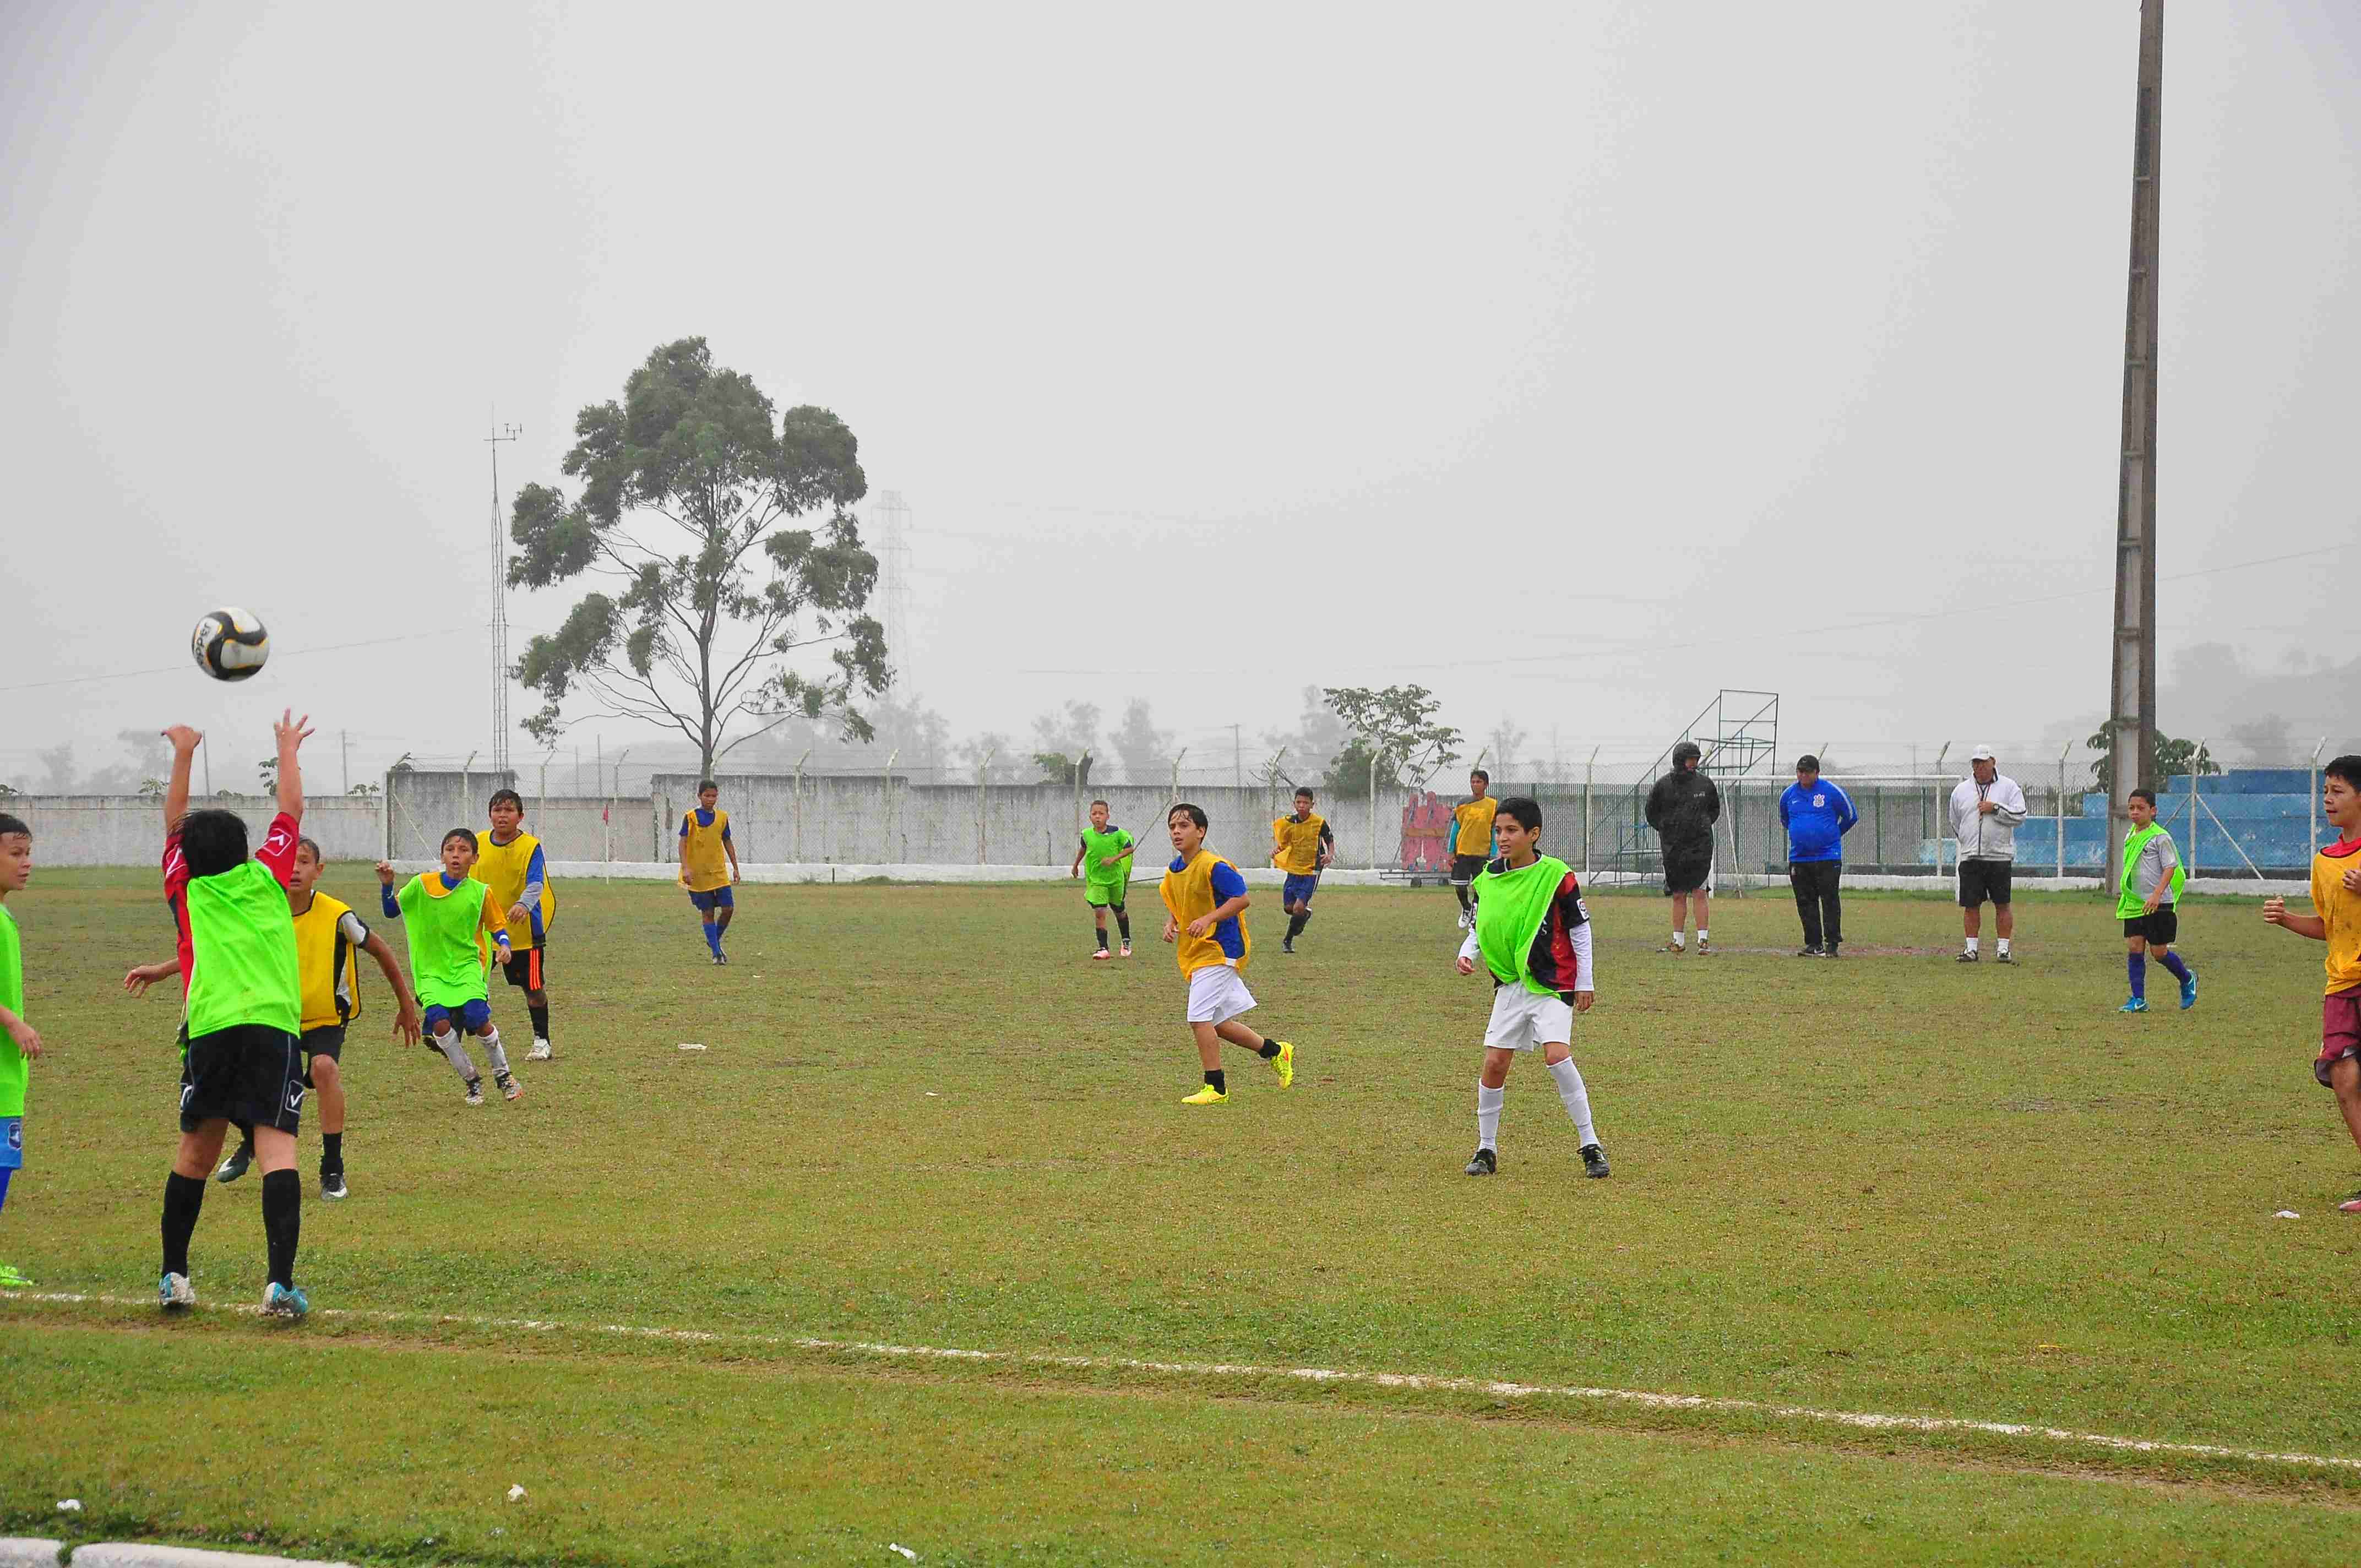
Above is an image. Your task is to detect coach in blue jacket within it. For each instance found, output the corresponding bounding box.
[1779,755,1858,957]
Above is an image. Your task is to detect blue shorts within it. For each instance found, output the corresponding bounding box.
[1,1116,20,1170]
[423,998,492,1035]
[689,887,735,913]
[1282,873,1321,907]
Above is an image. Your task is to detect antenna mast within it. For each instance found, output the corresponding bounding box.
[488,415,521,775]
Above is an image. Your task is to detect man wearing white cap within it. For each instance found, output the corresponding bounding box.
[1948,746,2028,962]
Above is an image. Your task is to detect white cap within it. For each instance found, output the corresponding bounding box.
[1970,744,1996,762]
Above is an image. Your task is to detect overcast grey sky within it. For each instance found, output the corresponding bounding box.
[4,1,2356,787]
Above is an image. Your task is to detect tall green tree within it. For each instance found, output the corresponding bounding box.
[2084,725,2221,794]
[508,338,888,777]
[1320,685,1463,797]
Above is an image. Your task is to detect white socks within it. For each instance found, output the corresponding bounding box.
[1964,936,1980,954]
[1996,938,2011,956]
[1669,933,1685,949]
[1547,1057,1598,1146]
[1696,928,1709,943]
[436,1029,478,1081]
[482,1027,511,1077]
[1476,1084,1503,1151]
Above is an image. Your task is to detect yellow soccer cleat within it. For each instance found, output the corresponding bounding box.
[1269,1040,1295,1088]
[1180,1085,1228,1106]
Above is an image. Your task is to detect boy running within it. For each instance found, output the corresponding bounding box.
[2116,787,2195,1014]
[137,839,421,1199]
[480,788,557,1058]
[1159,803,1295,1105]
[0,813,42,1288]
[1455,796,1609,1180]
[1069,799,1136,960]
[679,781,741,965]
[377,830,523,1106]
[155,712,315,1317]
[2264,755,2361,1213]
[1270,787,1335,955]
[1450,770,1498,930]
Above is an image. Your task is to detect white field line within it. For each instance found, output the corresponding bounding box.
[13,1289,2360,1477]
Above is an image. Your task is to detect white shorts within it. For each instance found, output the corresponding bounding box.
[1483,986,1575,1052]
[1185,964,1258,1025]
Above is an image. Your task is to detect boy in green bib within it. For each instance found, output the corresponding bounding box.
[377,830,522,1105]
[0,810,41,1289]
[1453,796,1609,1179]
[2116,787,2195,1014]
[155,712,317,1318]
[1068,799,1136,959]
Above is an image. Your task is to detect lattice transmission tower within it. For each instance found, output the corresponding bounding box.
[874,489,912,690]
[487,417,520,774]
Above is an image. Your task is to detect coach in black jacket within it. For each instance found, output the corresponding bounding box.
[1645,741,1721,954]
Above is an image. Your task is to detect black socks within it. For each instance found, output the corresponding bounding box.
[1204,1070,1226,1094]
[1094,924,1109,953]
[527,1003,550,1042]
[1286,913,1309,940]
[261,1169,300,1289]
[1116,910,1131,941]
[320,1133,343,1176]
[162,1170,205,1276]
[1256,1040,1282,1060]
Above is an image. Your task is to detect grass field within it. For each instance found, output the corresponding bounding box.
[7,865,2361,1564]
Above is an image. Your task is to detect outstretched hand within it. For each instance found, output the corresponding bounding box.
[273,709,314,750]
[162,725,204,754]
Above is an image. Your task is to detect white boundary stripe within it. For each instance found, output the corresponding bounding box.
[13,1289,2360,1478]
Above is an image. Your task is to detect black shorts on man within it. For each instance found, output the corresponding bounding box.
[1957,858,2014,909]
[300,1023,346,1087]
[179,1023,306,1135]
[2123,908,2179,946]
[1662,846,1713,896]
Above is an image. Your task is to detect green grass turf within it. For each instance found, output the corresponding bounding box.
[7,868,2361,1560]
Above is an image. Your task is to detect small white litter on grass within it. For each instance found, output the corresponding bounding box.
[2276,1210,2302,1219]
[508,1484,527,1501]
[677,1043,706,1052]
[57,1499,80,1511]
[888,1546,918,1562]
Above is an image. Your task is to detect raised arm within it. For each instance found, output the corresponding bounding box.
[273,709,314,823]
[162,726,203,834]
[375,861,402,918]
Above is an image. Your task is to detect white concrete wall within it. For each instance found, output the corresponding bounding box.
[4,794,387,868]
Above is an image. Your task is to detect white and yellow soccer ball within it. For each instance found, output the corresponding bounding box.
[191,607,270,682]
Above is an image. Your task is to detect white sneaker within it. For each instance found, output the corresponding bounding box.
[1456,911,1471,930]
[526,1039,553,1061]
[159,1271,195,1310]
[1119,944,1133,959]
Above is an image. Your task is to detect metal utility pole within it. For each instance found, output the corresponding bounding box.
[487,415,521,775]
[2106,0,2163,835]
[874,491,912,691]
[1232,723,1243,792]
[341,730,350,797]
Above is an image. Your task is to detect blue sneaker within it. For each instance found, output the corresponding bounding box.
[159,1271,195,1311]
[2179,972,2198,1010]
[262,1282,310,1320]
[2117,998,2148,1014]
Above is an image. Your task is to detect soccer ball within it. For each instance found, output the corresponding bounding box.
[191,608,269,682]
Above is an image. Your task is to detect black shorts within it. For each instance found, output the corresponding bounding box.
[501,943,547,990]
[1451,854,1487,887]
[301,1024,346,1087]
[2123,908,2179,946]
[179,1023,305,1135]
[1957,858,2014,908]
[1662,846,1713,895]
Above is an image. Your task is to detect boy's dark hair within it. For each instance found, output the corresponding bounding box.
[1494,796,1543,834]
[441,827,480,853]
[1470,769,1490,785]
[1090,798,1110,810]
[1797,754,1819,772]
[179,808,252,879]
[698,780,719,795]
[2326,756,2361,793]
[296,835,325,862]
[0,812,27,841]
[1294,787,1314,802]
[2128,787,2157,808]
[1168,802,1209,830]
[489,788,523,813]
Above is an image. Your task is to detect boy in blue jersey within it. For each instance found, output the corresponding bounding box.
[0,813,42,1288]
[1778,755,1858,957]
[1160,804,1295,1106]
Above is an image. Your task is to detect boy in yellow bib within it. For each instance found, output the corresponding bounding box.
[678,781,741,965]
[1159,803,1296,1105]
